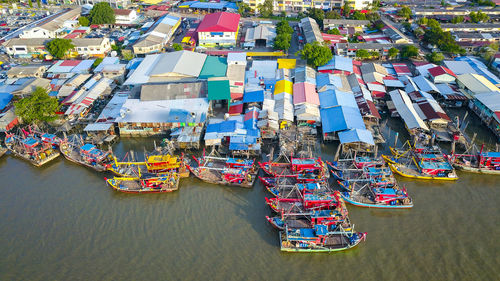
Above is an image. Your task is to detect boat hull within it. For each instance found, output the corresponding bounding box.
[186,164,257,188]
[279,232,366,253]
[7,147,60,167]
[383,155,458,181]
[60,150,108,172]
[341,193,413,209]
[453,164,500,175]
[106,177,179,193]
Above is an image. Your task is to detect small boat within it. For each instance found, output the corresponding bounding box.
[105,172,180,193]
[279,225,366,253]
[383,155,458,180]
[259,156,330,179]
[4,132,60,167]
[448,145,500,175]
[109,153,190,178]
[266,209,350,231]
[60,136,113,172]
[341,181,413,209]
[186,150,258,188]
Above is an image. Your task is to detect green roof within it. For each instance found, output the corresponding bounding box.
[207,80,231,101]
[199,56,228,79]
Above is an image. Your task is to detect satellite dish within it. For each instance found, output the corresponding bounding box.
[111,51,118,57]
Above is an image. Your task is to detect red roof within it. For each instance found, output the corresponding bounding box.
[60,60,80,67]
[113,9,133,16]
[428,66,456,78]
[64,33,79,39]
[392,63,411,76]
[197,12,240,32]
[228,103,243,115]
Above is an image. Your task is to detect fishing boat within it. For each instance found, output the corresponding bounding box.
[259,156,329,179]
[109,153,190,178]
[59,136,113,172]
[266,209,349,231]
[448,145,500,175]
[105,172,180,193]
[279,225,366,253]
[4,132,60,167]
[340,181,413,209]
[186,150,258,188]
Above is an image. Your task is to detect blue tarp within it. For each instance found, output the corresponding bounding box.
[264,79,276,91]
[338,128,375,145]
[0,93,13,111]
[318,58,335,71]
[243,89,264,103]
[80,143,96,151]
[219,120,236,133]
[229,142,249,150]
[320,106,366,133]
[319,89,357,109]
[205,123,220,133]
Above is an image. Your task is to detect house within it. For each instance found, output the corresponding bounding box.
[456,74,500,97]
[197,12,240,47]
[72,38,112,58]
[20,7,82,39]
[3,38,50,58]
[243,24,276,49]
[468,91,500,141]
[360,62,388,84]
[78,0,129,9]
[323,19,370,30]
[116,98,209,136]
[140,82,206,101]
[441,23,500,32]
[113,9,138,25]
[7,65,47,79]
[428,66,456,84]
[226,53,246,100]
[11,78,51,97]
[132,14,181,55]
[199,56,228,79]
[335,43,403,58]
[124,51,208,86]
[300,17,323,44]
[101,64,127,84]
[64,77,115,118]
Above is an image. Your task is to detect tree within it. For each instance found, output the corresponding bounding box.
[366,12,380,22]
[298,42,333,67]
[426,51,445,63]
[327,28,340,35]
[37,0,40,8]
[325,11,341,19]
[237,2,252,16]
[388,47,399,58]
[93,58,103,68]
[173,43,183,51]
[28,0,32,8]
[352,11,366,20]
[122,50,134,61]
[370,51,380,58]
[258,0,273,18]
[469,10,489,23]
[427,19,441,29]
[356,49,370,59]
[414,27,424,37]
[308,8,324,26]
[451,15,464,24]
[398,6,412,20]
[374,22,385,31]
[15,87,60,124]
[343,3,352,18]
[276,20,293,35]
[78,16,90,27]
[89,2,116,25]
[273,33,291,51]
[401,45,419,58]
[46,39,74,59]
[417,17,428,25]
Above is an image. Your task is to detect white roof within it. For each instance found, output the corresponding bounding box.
[415,63,437,78]
[474,92,500,112]
[413,75,440,93]
[227,52,247,64]
[124,54,160,85]
[389,89,429,131]
[443,61,477,75]
[249,60,277,79]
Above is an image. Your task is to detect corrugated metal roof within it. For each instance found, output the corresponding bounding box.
[389,89,429,131]
[474,92,500,112]
[318,89,357,109]
[320,105,365,133]
[207,80,230,100]
[197,12,240,32]
[413,75,440,93]
[457,73,500,94]
[293,82,318,105]
[199,56,228,79]
[338,128,374,145]
[150,51,207,78]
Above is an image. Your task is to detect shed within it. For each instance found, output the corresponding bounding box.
[199,56,228,79]
[320,105,365,133]
[207,80,231,101]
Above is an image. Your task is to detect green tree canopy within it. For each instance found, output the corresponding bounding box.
[388,47,399,58]
[366,12,380,22]
[327,28,341,35]
[237,2,252,16]
[352,11,367,20]
[307,8,325,26]
[89,2,116,25]
[451,15,464,24]
[469,10,489,23]
[397,6,412,19]
[78,16,90,27]
[298,42,333,67]
[15,87,60,124]
[173,43,183,51]
[46,38,74,59]
[276,20,293,35]
[426,51,445,63]
[258,0,273,18]
[356,49,370,59]
[28,0,33,8]
[273,33,291,51]
[93,57,103,68]
[417,17,428,25]
[325,11,341,19]
[401,45,419,58]
[343,3,352,18]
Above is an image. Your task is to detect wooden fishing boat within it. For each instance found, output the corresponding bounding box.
[259,156,330,179]
[279,225,366,253]
[266,209,350,231]
[448,145,500,175]
[109,153,190,178]
[105,172,180,193]
[59,136,113,172]
[4,132,60,167]
[340,179,413,209]
[383,154,458,180]
[186,151,258,188]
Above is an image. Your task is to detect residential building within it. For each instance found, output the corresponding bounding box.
[456,73,500,97]
[7,65,47,79]
[243,24,276,49]
[335,43,405,58]
[3,38,111,58]
[427,66,456,84]
[113,9,138,25]
[72,38,112,58]
[197,12,240,47]
[441,23,500,32]
[101,64,127,84]
[345,0,373,10]
[323,19,370,30]
[300,17,323,44]
[414,7,500,16]
[272,0,344,12]
[20,7,82,39]
[468,92,500,141]
[132,14,181,55]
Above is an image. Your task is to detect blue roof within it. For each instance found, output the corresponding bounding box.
[316,73,330,88]
[206,123,220,133]
[482,152,500,158]
[318,89,357,109]
[243,89,264,103]
[188,1,236,9]
[220,120,236,133]
[22,137,38,146]
[318,58,335,71]
[80,143,96,151]
[229,142,249,150]
[299,228,316,238]
[314,224,328,236]
[0,93,13,111]
[338,128,375,145]
[320,106,366,133]
[333,55,353,73]
[455,56,500,85]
